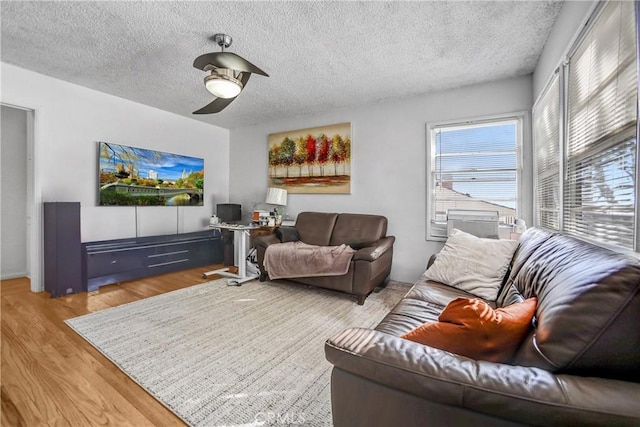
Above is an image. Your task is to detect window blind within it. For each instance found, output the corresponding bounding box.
[428,119,519,240]
[565,0,637,249]
[533,74,561,230]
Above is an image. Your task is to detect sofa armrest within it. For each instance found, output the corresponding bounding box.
[352,236,395,261]
[255,226,300,248]
[253,233,281,249]
[325,328,640,426]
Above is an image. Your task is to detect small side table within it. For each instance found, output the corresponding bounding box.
[203,224,260,285]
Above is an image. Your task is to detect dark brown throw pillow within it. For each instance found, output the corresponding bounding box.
[275,227,299,243]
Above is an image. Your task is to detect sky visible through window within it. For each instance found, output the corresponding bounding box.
[436,122,517,210]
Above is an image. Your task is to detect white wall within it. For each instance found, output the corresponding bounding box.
[1,63,230,291]
[230,76,533,283]
[1,106,28,279]
[533,0,597,100]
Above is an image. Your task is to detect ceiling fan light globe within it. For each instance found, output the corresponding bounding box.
[204,71,243,99]
[205,79,241,98]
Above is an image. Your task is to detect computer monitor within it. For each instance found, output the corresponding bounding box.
[216,203,241,223]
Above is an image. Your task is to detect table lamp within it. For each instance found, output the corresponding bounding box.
[265,187,287,224]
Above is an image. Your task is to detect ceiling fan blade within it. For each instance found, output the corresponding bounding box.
[238,71,251,88]
[192,73,252,115]
[193,52,269,76]
[192,97,236,114]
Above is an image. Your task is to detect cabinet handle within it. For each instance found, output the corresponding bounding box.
[148,259,189,268]
[147,250,189,258]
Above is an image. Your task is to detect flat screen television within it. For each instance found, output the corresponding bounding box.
[98,141,204,206]
[217,203,241,223]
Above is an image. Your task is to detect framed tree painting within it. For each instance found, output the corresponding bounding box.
[268,122,351,194]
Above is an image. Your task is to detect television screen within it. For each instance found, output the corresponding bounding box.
[98,141,204,206]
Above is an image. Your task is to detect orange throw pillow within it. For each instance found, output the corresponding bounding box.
[401,297,537,363]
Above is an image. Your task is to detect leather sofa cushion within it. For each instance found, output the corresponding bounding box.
[295,212,338,246]
[329,213,387,246]
[401,297,537,363]
[497,227,554,307]
[405,279,493,309]
[510,229,640,381]
[375,280,481,336]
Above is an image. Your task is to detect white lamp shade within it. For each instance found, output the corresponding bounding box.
[205,78,242,99]
[265,187,287,206]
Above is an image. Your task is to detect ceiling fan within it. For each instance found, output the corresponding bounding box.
[193,33,269,114]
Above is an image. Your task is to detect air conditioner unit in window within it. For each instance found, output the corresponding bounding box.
[447,209,499,239]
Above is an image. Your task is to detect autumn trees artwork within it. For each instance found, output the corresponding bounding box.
[268,122,351,194]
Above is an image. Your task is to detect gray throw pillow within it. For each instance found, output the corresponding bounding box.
[423,228,519,301]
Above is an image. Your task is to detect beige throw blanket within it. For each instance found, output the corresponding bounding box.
[263,241,356,280]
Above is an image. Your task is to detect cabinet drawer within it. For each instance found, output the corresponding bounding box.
[145,239,204,255]
[83,232,222,289]
[86,249,145,278]
[146,249,190,269]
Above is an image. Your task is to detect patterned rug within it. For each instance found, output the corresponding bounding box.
[65,279,408,426]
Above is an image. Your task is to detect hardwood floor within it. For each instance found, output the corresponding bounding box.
[1,264,229,426]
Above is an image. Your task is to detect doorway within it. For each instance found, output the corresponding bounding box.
[1,104,39,291]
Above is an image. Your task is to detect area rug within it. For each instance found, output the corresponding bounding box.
[65,279,408,426]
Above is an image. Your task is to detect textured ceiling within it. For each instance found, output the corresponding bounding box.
[1,1,562,130]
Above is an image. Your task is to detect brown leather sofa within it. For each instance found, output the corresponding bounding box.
[254,212,394,304]
[325,227,640,426]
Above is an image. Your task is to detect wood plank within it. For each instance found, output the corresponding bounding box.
[1,266,228,426]
[1,385,28,427]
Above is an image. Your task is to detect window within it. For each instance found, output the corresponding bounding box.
[426,115,523,241]
[533,0,638,250]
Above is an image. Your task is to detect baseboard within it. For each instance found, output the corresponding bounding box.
[1,272,29,281]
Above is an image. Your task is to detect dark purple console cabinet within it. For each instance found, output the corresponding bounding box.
[44,201,223,295]
[82,230,223,291]
[44,202,84,297]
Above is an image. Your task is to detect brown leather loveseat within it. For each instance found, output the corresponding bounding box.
[325,227,640,426]
[254,212,395,304]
